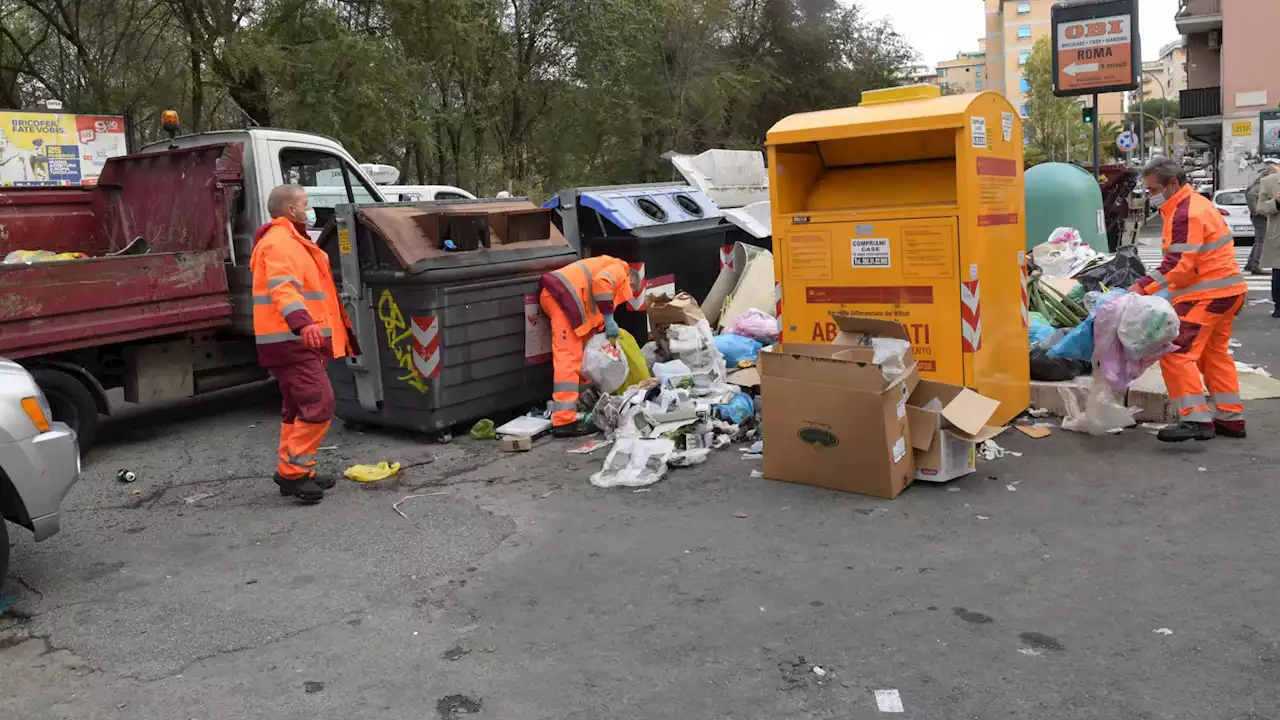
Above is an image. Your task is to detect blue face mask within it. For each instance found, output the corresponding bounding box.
[305,208,318,228]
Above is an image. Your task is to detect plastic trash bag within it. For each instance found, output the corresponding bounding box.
[714,333,763,366]
[344,461,402,483]
[1073,245,1146,292]
[871,337,912,379]
[581,334,629,394]
[1061,379,1135,435]
[1030,347,1088,382]
[613,328,652,395]
[1118,294,1179,358]
[590,436,676,488]
[1028,313,1055,347]
[727,308,779,343]
[1093,292,1178,393]
[1033,227,1099,277]
[469,419,497,440]
[714,390,755,424]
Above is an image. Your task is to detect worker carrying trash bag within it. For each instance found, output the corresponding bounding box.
[1130,159,1248,442]
[251,184,360,503]
[538,255,642,437]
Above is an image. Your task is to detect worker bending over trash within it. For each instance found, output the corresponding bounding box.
[1130,159,1248,442]
[538,255,641,437]
[251,184,359,503]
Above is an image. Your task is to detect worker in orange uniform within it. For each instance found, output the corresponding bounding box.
[1131,159,1248,442]
[251,185,359,503]
[538,255,642,437]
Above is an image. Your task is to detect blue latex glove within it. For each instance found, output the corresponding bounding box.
[603,314,620,341]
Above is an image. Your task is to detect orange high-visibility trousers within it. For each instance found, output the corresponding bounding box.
[540,288,592,427]
[1159,294,1246,424]
[269,356,335,479]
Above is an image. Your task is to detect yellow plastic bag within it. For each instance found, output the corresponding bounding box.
[343,461,401,483]
[613,328,652,395]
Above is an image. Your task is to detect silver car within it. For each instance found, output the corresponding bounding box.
[1213,188,1256,243]
[1,358,80,582]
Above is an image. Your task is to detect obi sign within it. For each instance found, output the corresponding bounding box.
[1051,0,1140,97]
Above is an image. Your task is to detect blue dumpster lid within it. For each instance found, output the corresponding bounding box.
[543,185,723,230]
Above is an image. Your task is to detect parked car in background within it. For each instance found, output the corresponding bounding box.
[0,358,80,582]
[1213,188,1255,243]
[379,185,477,202]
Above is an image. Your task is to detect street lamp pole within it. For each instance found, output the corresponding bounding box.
[1141,69,1170,158]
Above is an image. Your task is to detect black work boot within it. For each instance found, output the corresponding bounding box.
[273,473,325,504]
[552,421,598,439]
[1213,419,1247,439]
[311,473,336,490]
[1156,421,1216,443]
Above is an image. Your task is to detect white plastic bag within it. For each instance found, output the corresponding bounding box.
[590,436,676,488]
[727,308,779,343]
[871,337,912,379]
[1061,378,1135,435]
[581,334,628,394]
[1118,294,1180,358]
[1032,226,1099,278]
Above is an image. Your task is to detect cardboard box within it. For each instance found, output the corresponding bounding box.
[500,435,533,452]
[906,380,1006,482]
[759,316,920,499]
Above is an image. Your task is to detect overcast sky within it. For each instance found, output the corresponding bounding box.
[855,0,1180,67]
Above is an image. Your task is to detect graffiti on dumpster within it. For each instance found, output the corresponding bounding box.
[377,289,430,394]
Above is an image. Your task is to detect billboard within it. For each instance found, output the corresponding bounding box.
[1051,0,1140,98]
[0,110,128,187]
[1261,110,1280,157]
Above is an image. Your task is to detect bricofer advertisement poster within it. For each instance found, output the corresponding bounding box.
[0,110,128,187]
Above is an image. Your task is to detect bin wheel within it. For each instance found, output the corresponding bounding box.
[31,368,100,451]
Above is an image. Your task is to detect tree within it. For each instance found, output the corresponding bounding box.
[1023,36,1094,166]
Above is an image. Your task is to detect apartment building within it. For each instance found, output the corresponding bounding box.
[1177,0,1280,189]
[982,0,1125,127]
[1130,40,1188,156]
[936,51,988,94]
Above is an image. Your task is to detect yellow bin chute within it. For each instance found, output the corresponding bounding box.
[766,85,1029,424]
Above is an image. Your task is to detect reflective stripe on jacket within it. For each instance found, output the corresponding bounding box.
[1132,184,1247,303]
[538,255,637,337]
[250,217,358,366]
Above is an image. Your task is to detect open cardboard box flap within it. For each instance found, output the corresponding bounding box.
[907,380,1005,450]
[831,315,913,345]
[761,340,915,394]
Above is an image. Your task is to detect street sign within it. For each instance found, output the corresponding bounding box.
[1261,110,1280,157]
[1051,0,1141,98]
[1116,130,1137,153]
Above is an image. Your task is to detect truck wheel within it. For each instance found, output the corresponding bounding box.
[1,520,9,589]
[31,368,100,450]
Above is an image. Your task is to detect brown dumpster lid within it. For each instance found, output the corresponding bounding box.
[355,200,569,268]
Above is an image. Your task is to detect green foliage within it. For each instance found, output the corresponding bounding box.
[0,0,916,196]
[1023,36,1096,166]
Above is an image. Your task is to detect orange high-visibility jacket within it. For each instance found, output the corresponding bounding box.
[539,255,639,337]
[1133,184,1247,303]
[250,217,357,366]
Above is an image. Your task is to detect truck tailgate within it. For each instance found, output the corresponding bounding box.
[0,144,242,359]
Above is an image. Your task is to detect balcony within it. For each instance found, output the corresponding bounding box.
[1176,0,1223,34]
[1180,86,1222,119]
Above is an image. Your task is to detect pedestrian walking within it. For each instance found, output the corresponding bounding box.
[250,184,359,503]
[538,255,641,437]
[1130,159,1248,442]
[1243,160,1278,274]
[1255,163,1280,317]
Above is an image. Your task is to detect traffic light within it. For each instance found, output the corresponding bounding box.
[1082,106,1095,124]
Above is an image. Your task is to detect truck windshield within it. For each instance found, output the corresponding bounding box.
[279,148,380,226]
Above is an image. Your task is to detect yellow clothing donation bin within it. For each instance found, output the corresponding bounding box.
[765,85,1029,424]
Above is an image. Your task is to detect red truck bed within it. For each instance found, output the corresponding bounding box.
[0,144,243,359]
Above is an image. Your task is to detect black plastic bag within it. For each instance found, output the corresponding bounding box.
[1073,245,1146,292]
[1030,347,1090,382]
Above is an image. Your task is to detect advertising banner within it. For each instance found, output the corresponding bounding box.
[0,110,128,186]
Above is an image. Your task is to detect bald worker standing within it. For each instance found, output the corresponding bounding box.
[251,185,358,504]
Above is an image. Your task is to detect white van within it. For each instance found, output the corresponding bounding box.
[380,185,477,202]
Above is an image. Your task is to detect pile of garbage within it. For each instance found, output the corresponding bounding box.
[588,290,774,488]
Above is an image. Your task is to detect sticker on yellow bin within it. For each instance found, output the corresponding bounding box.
[344,461,401,483]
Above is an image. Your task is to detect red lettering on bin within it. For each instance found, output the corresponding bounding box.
[976,157,1018,177]
[977,213,1019,227]
[805,286,935,305]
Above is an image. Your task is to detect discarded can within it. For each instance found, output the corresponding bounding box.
[116,469,137,483]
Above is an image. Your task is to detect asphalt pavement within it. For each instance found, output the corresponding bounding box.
[3,232,1278,719]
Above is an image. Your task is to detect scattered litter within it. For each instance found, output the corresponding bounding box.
[469,419,497,440]
[812,666,828,678]
[1018,648,1043,657]
[318,445,339,451]
[874,689,904,713]
[1229,339,1242,348]
[1026,407,1052,418]
[669,449,710,467]
[1154,628,1174,635]
[747,440,763,454]
[183,491,218,504]
[568,439,612,455]
[248,424,257,429]
[1140,422,1172,430]
[733,510,748,518]
[1006,484,1018,492]
[591,436,675,488]
[743,453,763,460]
[750,470,764,478]
[946,487,961,492]
[632,488,649,493]
[116,469,137,483]
[976,515,990,520]
[539,491,555,499]
[501,435,532,452]
[1015,424,1052,439]
[391,492,448,519]
[495,416,553,438]
[1197,467,1207,473]
[345,461,401,483]
[979,440,1022,460]
[303,681,325,694]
